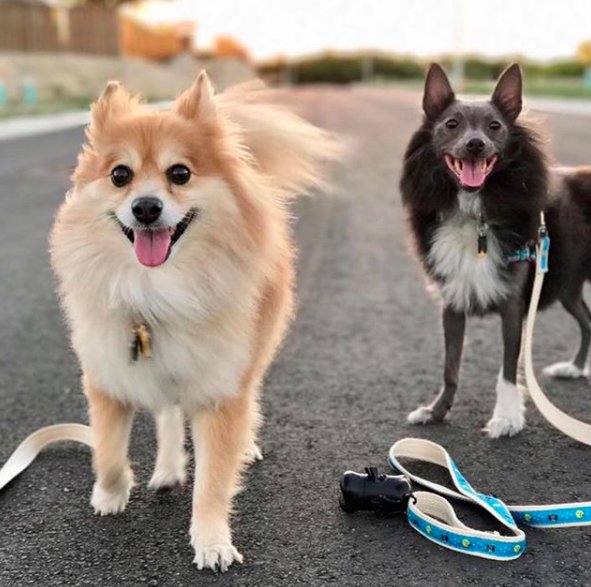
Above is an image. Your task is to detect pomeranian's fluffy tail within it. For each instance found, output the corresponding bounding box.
[217,81,346,197]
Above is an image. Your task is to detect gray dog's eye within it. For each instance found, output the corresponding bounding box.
[445,118,458,129]
[489,120,502,131]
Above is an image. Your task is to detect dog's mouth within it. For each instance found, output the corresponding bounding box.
[114,210,198,268]
[444,154,498,190]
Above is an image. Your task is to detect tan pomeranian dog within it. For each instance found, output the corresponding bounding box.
[50,71,342,572]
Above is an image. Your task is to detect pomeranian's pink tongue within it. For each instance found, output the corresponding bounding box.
[133,228,171,267]
[460,159,486,188]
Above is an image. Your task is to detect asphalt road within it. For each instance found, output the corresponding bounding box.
[1,87,591,586]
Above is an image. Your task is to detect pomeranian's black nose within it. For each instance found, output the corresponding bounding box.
[466,137,486,155]
[132,197,163,225]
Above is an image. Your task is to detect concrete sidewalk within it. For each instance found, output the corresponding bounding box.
[0,110,90,142]
[526,97,591,117]
[0,101,171,142]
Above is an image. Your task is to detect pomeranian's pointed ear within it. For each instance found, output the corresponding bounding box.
[174,70,216,120]
[90,81,135,132]
[491,64,522,121]
[423,64,455,120]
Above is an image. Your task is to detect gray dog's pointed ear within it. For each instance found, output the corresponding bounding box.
[174,70,216,120]
[491,64,522,121]
[423,64,455,120]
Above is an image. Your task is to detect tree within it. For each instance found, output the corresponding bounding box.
[214,36,250,61]
[576,41,591,92]
[577,41,591,66]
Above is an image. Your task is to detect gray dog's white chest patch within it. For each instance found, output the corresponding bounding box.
[457,190,483,217]
[427,208,508,312]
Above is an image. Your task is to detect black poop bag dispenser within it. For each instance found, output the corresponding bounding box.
[339,467,413,514]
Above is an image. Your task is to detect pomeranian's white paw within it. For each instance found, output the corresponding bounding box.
[190,525,243,572]
[543,361,588,379]
[243,442,263,465]
[148,465,187,490]
[407,406,437,424]
[91,479,132,516]
[148,453,188,490]
[485,375,525,438]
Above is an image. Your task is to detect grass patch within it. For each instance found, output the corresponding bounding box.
[464,78,591,99]
[374,77,591,100]
[0,97,92,120]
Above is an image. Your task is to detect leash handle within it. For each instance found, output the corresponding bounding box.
[0,424,93,492]
[389,438,591,561]
[389,438,525,560]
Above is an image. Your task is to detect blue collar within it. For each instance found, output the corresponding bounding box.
[507,244,536,264]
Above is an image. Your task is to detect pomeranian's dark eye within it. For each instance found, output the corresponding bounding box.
[111,165,133,187]
[489,120,502,131]
[167,164,191,185]
[445,118,459,129]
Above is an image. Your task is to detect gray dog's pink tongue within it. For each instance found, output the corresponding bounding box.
[133,228,171,267]
[460,159,486,188]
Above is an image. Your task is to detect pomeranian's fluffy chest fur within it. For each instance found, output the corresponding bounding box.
[66,258,257,411]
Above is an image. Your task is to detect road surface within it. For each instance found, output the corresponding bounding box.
[1,87,591,586]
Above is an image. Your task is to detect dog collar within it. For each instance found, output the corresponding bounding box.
[507,243,536,264]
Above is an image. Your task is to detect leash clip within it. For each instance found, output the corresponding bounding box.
[536,212,550,274]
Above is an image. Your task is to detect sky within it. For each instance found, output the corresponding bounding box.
[137,0,591,62]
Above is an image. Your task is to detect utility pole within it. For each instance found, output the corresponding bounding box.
[362,53,374,83]
[451,0,466,91]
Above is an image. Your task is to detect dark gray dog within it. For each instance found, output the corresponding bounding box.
[400,63,591,437]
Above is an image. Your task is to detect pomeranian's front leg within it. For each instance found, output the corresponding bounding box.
[189,395,251,572]
[85,376,135,515]
[149,405,187,489]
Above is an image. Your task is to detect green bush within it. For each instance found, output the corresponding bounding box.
[294,55,363,84]
[257,53,586,85]
[292,55,362,84]
[439,55,584,80]
[542,60,585,77]
[258,53,424,84]
[372,56,424,79]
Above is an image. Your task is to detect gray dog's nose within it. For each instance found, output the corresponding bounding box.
[466,138,485,155]
[132,197,163,225]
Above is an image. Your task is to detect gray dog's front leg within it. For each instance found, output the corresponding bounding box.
[408,305,466,424]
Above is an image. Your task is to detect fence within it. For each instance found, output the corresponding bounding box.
[0,3,120,55]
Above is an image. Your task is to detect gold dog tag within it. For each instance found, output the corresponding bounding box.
[477,215,488,259]
[130,323,152,361]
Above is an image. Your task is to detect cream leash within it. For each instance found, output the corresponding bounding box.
[523,212,591,444]
[0,424,92,491]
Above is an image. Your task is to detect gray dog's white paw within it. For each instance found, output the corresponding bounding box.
[407,406,436,424]
[543,361,588,379]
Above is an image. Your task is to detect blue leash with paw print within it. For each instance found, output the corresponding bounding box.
[388,438,591,561]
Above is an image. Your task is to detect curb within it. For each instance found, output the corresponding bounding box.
[0,101,171,142]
